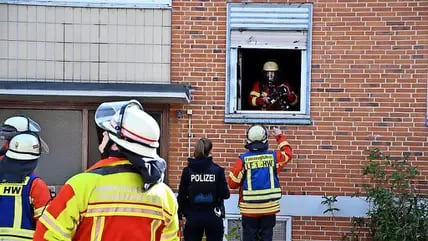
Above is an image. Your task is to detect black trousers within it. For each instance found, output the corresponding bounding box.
[183,208,224,241]
[242,215,276,241]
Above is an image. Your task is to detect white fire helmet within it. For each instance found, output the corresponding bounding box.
[95,100,160,157]
[263,61,279,72]
[246,124,268,144]
[0,116,49,153]
[6,132,41,160]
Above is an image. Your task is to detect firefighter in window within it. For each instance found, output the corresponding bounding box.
[248,61,298,111]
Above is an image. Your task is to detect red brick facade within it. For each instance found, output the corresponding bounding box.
[168,0,428,240]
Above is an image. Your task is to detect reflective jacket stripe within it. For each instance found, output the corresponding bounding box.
[239,200,280,214]
[38,212,72,240]
[91,216,104,241]
[84,204,165,220]
[0,227,34,240]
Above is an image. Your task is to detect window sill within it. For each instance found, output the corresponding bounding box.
[224,112,312,125]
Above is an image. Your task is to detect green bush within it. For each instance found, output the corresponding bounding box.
[344,148,428,241]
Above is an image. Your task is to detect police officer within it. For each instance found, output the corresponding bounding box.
[177,138,230,241]
[0,131,51,240]
[228,125,294,241]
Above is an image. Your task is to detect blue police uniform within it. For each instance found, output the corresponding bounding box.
[177,156,230,241]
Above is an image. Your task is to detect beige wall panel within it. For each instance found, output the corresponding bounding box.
[55,62,63,80]
[107,62,117,81]
[46,42,55,60]
[144,26,153,44]
[27,42,37,60]
[8,22,17,41]
[0,5,7,21]
[17,23,27,41]
[108,9,118,25]
[17,42,27,59]
[126,44,136,62]
[73,8,82,24]
[27,60,37,79]
[27,23,37,41]
[117,25,127,44]
[89,62,98,80]
[64,61,73,80]
[81,62,90,80]
[73,43,81,61]
[108,44,117,62]
[37,42,45,60]
[126,64,136,81]
[80,25,90,43]
[143,45,153,62]
[161,45,170,63]
[8,41,16,58]
[0,60,7,78]
[90,44,98,62]
[0,4,171,83]
[144,9,154,26]
[99,9,108,24]
[108,25,118,44]
[64,7,73,24]
[27,6,37,22]
[0,40,6,57]
[99,63,108,80]
[55,7,65,23]
[81,44,89,61]
[36,23,45,41]
[36,61,46,79]
[0,22,7,39]
[153,45,161,62]
[17,61,26,79]
[8,5,18,21]
[55,43,63,60]
[161,63,170,83]
[135,45,144,62]
[46,61,55,79]
[46,7,56,23]
[7,59,16,78]
[17,6,27,22]
[117,9,127,25]
[136,26,145,44]
[117,63,126,81]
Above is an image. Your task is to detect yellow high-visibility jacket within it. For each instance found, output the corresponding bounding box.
[34,157,179,241]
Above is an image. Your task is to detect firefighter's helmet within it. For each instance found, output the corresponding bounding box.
[0,116,41,140]
[5,132,41,160]
[95,100,160,157]
[263,61,279,72]
[246,124,268,144]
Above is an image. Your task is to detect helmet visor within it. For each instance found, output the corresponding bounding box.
[95,100,144,136]
[0,117,41,140]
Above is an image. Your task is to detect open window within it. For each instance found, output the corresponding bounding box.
[225,3,313,124]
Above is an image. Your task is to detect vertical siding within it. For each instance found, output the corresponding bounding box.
[0,4,171,83]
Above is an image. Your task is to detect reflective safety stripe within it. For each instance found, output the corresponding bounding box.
[242,189,282,202]
[151,219,162,241]
[239,201,280,214]
[91,216,104,241]
[33,205,46,218]
[85,203,165,221]
[13,196,22,228]
[0,227,34,240]
[161,229,177,241]
[228,171,241,183]
[38,211,72,240]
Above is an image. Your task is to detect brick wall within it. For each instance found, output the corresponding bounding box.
[169,0,428,240]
